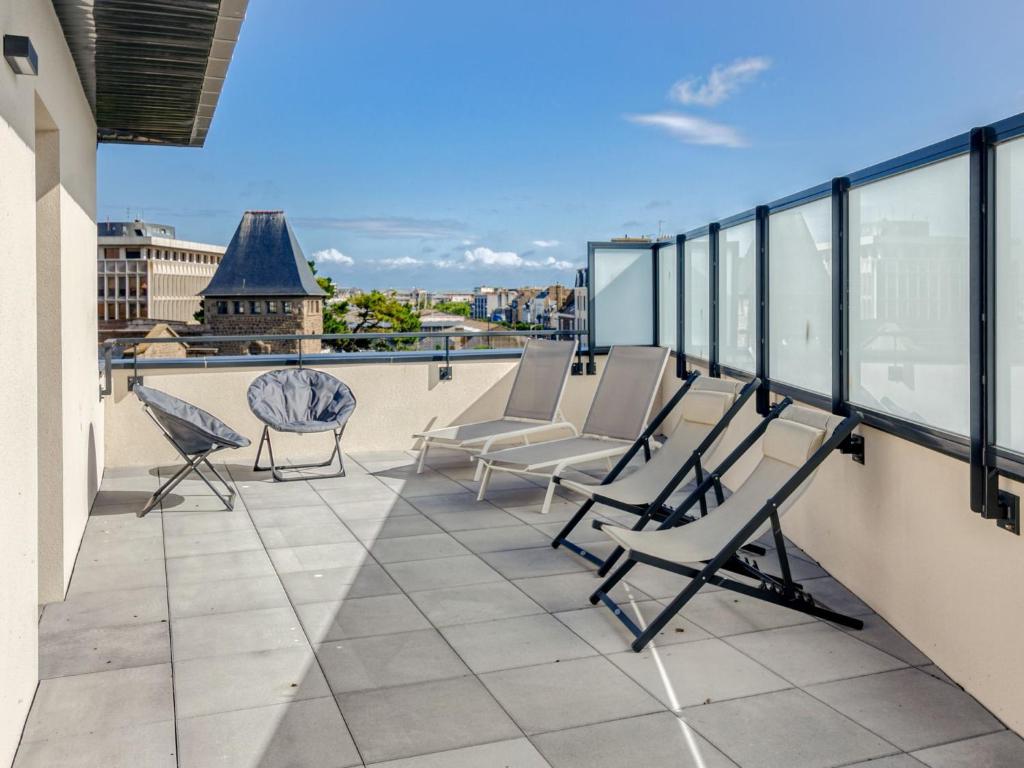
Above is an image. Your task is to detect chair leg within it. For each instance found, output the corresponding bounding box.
[473,455,486,481]
[417,441,430,474]
[476,462,493,501]
[550,499,594,549]
[256,428,347,482]
[540,476,558,515]
[139,460,193,517]
[589,557,637,604]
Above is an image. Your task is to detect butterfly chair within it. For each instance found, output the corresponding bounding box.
[134,385,250,517]
[248,368,357,482]
[590,401,863,651]
[414,338,578,475]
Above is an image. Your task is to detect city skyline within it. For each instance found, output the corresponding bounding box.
[97,0,1024,290]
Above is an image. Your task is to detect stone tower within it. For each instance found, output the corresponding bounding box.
[201,211,325,355]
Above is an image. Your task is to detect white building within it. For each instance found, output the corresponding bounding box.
[97,220,225,328]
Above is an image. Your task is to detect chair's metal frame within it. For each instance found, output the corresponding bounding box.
[589,405,864,652]
[138,407,238,517]
[252,424,347,482]
[551,375,760,575]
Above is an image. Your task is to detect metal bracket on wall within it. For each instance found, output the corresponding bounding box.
[571,362,584,376]
[438,366,453,381]
[995,490,1021,535]
[839,433,865,465]
[127,375,144,390]
[585,361,597,375]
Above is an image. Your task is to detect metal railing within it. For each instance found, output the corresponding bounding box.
[99,328,594,398]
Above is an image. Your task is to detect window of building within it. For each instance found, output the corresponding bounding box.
[283,301,293,313]
[216,301,228,315]
[848,155,970,435]
[234,300,245,314]
[769,197,833,395]
[250,300,262,314]
[125,249,141,260]
[267,301,278,314]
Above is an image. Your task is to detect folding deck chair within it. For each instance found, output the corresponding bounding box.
[551,373,759,573]
[414,338,578,475]
[474,345,670,515]
[134,385,250,517]
[589,400,863,652]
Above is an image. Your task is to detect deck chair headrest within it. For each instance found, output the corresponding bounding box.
[763,418,825,468]
[680,389,735,426]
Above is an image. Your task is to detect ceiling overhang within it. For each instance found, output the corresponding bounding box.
[51,0,248,147]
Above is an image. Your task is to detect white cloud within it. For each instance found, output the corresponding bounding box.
[432,247,577,271]
[669,56,771,107]
[532,239,560,248]
[626,112,747,148]
[312,247,354,266]
[464,247,524,268]
[293,216,466,239]
[373,256,425,269]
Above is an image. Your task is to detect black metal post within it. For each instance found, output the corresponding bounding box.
[755,205,770,414]
[651,244,660,348]
[709,222,721,377]
[676,234,686,378]
[831,177,850,415]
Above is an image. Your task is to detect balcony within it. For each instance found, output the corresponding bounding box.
[13,352,1023,767]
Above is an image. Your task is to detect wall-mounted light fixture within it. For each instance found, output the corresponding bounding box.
[4,35,39,76]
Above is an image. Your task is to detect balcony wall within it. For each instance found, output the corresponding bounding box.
[0,1,104,765]
[657,368,1024,735]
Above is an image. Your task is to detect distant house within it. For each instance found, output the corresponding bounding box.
[201,211,325,355]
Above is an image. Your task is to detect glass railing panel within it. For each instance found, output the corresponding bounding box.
[718,221,756,372]
[684,235,710,360]
[996,135,1024,452]
[656,241,677,350]
[592,247,654,346]
[769,197,832,395]
[848,155,970,435]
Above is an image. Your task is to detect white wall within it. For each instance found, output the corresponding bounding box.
[0,2,101,764]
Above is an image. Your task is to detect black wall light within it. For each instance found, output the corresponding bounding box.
[4,35,39,76]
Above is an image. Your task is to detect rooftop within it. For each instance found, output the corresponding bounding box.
[15,446,1019,767]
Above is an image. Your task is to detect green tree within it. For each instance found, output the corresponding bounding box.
[308,260,350,348]
[432,300,471,317]
[348,290,422,350]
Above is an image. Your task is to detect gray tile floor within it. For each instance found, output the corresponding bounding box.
[15,449,1024,768]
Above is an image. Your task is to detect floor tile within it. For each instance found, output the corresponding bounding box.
[384,554,504,592]
[162,509,254,536]
[681,688,896,768]
[726,622,907,686]
[480,656,663,734]
[513,571,646,613]
[177,697,361,768]
[39,621,170,678]
[13,719,176,768]
[279,563,401,604]
[172,606,306,660]
[554,600,711,654]
[531,711,737,768]
[912,730,1024,768]
[674,590,817,636]
[247,504,341,528]
[74,534,165,566]
[345,514,443,542]
[67,559,167,596]
[480,547,589,579]
[405,492,494,516]
[39,585,167,632]
[83,509,163,540]
[441,613,597,673]
[328,497,422,522]
[408,577,545,625]
[376,471,468,497]
[808,668,1004,751]
[165,528,264,558]
[318,483,399,507]
[256,521,357,548]
[174,647,331,719]
[169,574,289,618]
[316,628,470,693]
[366,737,550,768]
[267,541,370,573]
[837,614,933,666]
[367,532,470,563]
[338,676,520,763]
[21,663,173,742]
[237,482,325,509]
[421,505,523,532]
[503,499,585,524]
[842,757,925,768]
[534,520,609,545]
[295,594,430,641]
[166,549,275,585]
[801,576,874,616]
[451,525,552,553]
[608,637,790,710]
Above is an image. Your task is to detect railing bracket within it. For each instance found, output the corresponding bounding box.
[571,362,584,376]
[438,366,453,381]
[128,375,144,390]
[995,490,1021,535]
[839,434,865,465]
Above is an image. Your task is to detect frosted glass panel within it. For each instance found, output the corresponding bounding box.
[769,198,832,394]
[656,243,677,350]
[996,137,1024,451]
[718,221,756,372]
[592,247,654,347]
[848,156,970,435]
[684,236,710,360]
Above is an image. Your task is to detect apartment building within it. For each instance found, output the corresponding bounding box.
[97,219,225,330]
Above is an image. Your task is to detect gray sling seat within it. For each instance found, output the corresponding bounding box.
[248,368,357,482]
[413,338,578,475]
[474,345,670,515]
[589,400,864,652]
[134,385,250,517]
[551,374,759,572]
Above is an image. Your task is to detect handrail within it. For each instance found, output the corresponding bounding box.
[99,328,593,398]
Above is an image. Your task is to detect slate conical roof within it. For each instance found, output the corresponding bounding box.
[202,211,325,297]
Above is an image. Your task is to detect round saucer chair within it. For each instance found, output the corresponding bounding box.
[247,368,357,482]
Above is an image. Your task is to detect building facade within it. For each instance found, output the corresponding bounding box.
[201,210,325,355]
[97,220,225,330]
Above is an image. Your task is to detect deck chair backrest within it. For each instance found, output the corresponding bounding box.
[582,346,670,440]
[503,339,578,421]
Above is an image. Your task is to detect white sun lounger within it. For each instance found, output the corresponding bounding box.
[590,400,863,651]
[474,345,670,514]
[551,374,759,572]
[414,338,578,475]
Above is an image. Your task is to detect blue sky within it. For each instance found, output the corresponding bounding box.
[98,0,1024,291]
